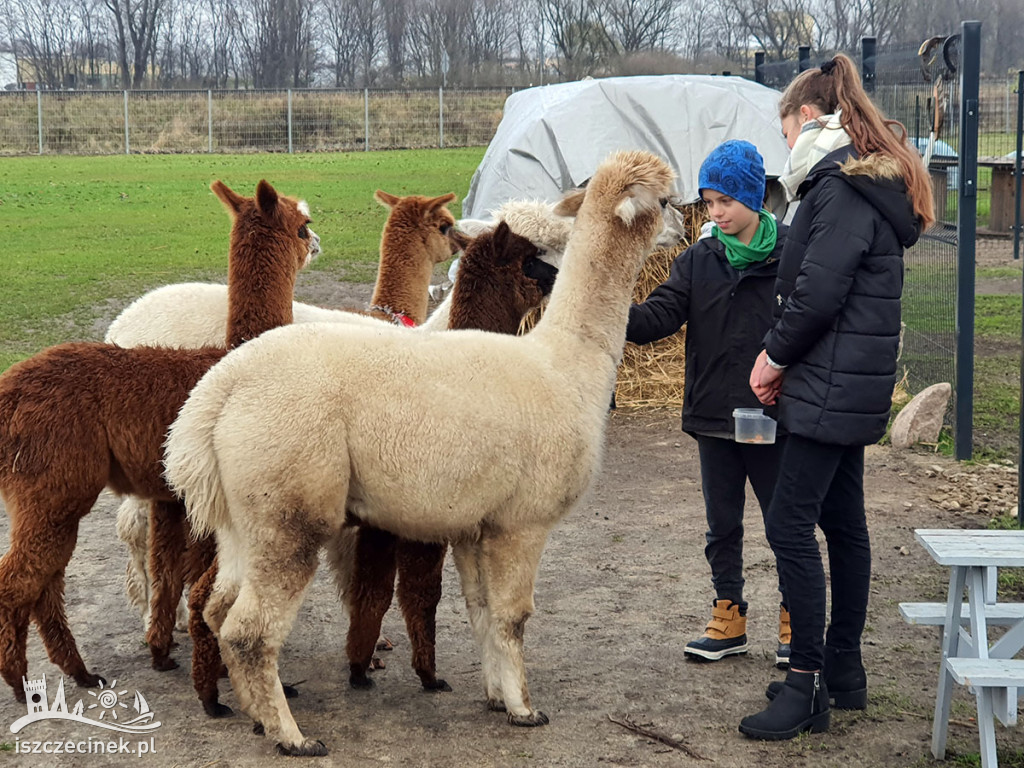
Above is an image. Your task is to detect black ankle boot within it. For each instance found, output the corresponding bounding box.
[766,646,868,710]
[741,670,830,740]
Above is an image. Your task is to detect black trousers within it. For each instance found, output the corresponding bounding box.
[765,434,871,671]
[695,434,787,607]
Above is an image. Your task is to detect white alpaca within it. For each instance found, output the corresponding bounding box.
[163,150,675,756]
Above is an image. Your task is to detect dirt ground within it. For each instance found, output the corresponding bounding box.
[2,277,1023,767]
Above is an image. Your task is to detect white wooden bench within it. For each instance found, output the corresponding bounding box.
[944,658,1024,767]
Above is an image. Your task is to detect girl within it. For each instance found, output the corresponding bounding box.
[627,140,790,668]
[741,55,934,740]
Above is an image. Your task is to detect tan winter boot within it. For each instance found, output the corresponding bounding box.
[684,599,748,661]
[776,605,791,669]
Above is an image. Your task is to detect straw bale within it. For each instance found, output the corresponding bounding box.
[519,203,709,410]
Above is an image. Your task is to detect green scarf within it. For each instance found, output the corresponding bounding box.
[713,210,778,270]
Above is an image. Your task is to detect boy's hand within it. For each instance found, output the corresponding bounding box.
[750,349,783,405]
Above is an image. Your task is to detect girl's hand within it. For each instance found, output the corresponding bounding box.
[750,350,784,405]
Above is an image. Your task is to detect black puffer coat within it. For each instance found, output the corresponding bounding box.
[627,227,787,436]
[763,145,921,446]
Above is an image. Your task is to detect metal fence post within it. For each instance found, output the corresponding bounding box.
[287,89,293,154]
[208,90,213,153]
[955,20,981,461]
[1014,71,1023,261]
[798,45,811,72]
[36,89,43,155]
[364,88,369,151]
[861,37,876,93]
[123,90,130,154]
[754,51,765,85]
[439,87,444,148]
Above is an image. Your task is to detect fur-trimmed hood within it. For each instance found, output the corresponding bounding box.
[804,145,920,249]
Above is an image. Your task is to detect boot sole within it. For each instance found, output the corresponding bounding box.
[766,685,867,710]
[738,709,830,740]
[684,644,749,662]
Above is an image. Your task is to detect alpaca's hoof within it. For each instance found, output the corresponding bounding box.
[253,722,265,736]
[283,684,299,699]
[349,673,374,690]
[151,654,179,672]
[74,672,105,689]
[368,655,386,670]
[375,635,394,652]
[276,739,328,757]
[508,710,549,727]
[422,678,452,693]
[202,699,233,718]
[486,698,506,712]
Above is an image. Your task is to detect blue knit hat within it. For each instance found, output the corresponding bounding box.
[698,140,766,213]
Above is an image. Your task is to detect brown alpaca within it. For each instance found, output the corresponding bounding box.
[343,222,559,692]
[180,190,462,717]
[0,179,317,702]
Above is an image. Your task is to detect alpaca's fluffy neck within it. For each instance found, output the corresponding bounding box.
[226,242,298,349]
[530,216,647,396]
[371,228,434,325]
[449,267,524,334]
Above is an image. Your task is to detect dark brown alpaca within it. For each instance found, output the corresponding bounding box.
[181,191,464,717]
[0,179,317,702]
[342,221,558,691]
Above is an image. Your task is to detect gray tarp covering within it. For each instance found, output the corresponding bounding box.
[463,74,790,218]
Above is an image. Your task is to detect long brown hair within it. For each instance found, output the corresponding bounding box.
[780,53,935,230]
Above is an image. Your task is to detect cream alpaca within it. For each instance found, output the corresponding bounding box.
[163,150,675,756]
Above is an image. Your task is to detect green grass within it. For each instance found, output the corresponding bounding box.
[0,149,484,370]
[975,295,1023,337]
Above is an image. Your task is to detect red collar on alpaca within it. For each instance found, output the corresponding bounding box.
[370,304,417,328]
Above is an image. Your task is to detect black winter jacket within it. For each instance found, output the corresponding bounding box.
[627,226,787,436]
[763,145,921,446]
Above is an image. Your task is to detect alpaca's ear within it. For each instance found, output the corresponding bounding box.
[255,179,279,216]
[614,185,661,225]
[426,192,457,213]
[375,190,400,208]
[490,220,512,261]
[553,188,586,217]
[211,180,245,215]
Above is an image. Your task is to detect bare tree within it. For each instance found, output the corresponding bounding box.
[601,0,673,54]
[235,0,316,87]
[541,0,615,78]
[103,0,165,88]
[723,0,815,61]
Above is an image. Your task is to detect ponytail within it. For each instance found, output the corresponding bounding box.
[780,54,935,231]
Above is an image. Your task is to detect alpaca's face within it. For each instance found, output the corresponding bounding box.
[375,190,459,266]
[290,198,321,269]
[654,199,687,249]
[480,226,556,314]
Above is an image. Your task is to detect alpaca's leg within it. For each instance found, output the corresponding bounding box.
[115,496,152,629]
[343,526,398,689]
[451,540,501,708]
[220,536,325,756]
[0,505,99,700]
[480,526,550,726]
[32,569,104,688]
[189,559,231,718]
[146,500,187,671]
[396,539,450,691]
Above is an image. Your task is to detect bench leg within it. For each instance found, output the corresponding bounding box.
[933,566,967,759]
[976,687,998,768]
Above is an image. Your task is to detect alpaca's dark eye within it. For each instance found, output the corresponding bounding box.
[440,223,452,235]
[298,224,309,239]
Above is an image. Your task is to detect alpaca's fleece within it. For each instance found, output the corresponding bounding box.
[162,150,675,752]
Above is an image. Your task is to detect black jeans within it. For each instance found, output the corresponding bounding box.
[765,434,871,671]
[695,434,787,607]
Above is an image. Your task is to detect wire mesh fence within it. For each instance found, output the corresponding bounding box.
[0,87,516,155]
